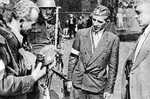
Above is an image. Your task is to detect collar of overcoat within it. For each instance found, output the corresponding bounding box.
[131,26,150,71]
[82,27,110,66]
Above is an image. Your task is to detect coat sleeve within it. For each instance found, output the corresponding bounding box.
[68,31,80,80]
[121,59,130,99]
[0,45,35,96]
[121,50,134,99]
[105,36,119,93]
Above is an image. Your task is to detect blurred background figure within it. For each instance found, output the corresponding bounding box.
[77,15,87,30]
[117,7,124,29]
[68,14,76,39]
[63,20,69,38]
[86,15,93,28]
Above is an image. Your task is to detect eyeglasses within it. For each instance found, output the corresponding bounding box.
[92,18,105,23]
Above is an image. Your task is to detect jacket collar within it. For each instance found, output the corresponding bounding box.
[132,25,150,70]
[82,27,110,65]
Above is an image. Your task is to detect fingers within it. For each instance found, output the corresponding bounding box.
[37,62,42,69]
[31,62,46,81]
[41,67,46,74]
[67,81,72,92]
[103,93,107,99]
[37,62,46,75]
[103,92,112,99]
[48,59,56,69]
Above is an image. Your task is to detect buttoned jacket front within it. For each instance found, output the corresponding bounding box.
[69,27,119,93]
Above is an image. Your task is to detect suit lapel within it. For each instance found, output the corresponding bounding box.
[87,31,109,65]
[82,28,93,59]
[132,32,150,70]
[129,41,139,62]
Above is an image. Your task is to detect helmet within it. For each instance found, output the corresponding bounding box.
[91,5,110,18]
[37,0,56,8]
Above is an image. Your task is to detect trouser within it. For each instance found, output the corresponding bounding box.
[71,87,104,99]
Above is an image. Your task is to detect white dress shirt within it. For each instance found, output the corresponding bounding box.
[93,31,103,48]
[90,29,104,53]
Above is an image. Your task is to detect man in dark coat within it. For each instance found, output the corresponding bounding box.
[0,0,52,99]
[67,5,119,99]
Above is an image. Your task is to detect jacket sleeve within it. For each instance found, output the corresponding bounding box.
[105,36,120,93]
[68,32,80,80]
[0,45,35,96]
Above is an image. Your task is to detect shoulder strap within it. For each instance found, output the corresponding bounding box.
[0,35,6,45]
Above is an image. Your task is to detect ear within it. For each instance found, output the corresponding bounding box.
[105,18,110,23]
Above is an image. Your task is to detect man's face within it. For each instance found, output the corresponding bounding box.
[135,4,150,27]
[92,15,106,32]
[41,8,53,20]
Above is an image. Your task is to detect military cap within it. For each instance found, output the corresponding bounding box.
[91,5,110,18]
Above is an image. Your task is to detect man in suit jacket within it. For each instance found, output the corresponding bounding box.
[67,5,119,99]
[121,1,150,99]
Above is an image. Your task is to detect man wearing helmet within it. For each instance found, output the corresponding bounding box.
[25,0,62,99]
[67,5,119,99]
[24,0,56,52]
[0,0,55,99]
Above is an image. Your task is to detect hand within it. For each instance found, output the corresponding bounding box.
[31,62,46,81]
[19,48,36,70]
[48,57,56,70]
[39,45,56,65]
[67,81,73,92]
[103,92,112,99]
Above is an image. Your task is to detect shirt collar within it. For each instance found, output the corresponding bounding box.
[143,24,150,36]
[93,28,105,36]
